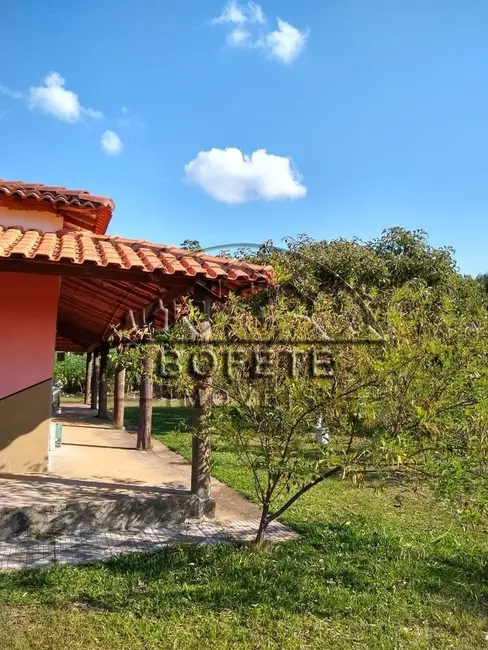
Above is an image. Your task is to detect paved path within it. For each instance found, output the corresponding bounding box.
[0,404,298,570]
[50,404,262,523]
[0,521,298,571]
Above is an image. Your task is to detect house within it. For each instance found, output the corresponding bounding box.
[0,180,273,483]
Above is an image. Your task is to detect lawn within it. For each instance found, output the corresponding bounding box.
[0,406,486,649]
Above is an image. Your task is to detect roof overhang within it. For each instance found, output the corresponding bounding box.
[0,180,114,234]
[0,226,274,351]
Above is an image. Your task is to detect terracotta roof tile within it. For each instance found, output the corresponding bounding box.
[0,179,115,236]
[0,227,23,255]
[201,259,228,278]
[179,256,207,276]
[158,252,187,275]
[137,247,165,272]
[0,226,274,287]
[98,240,124,267]
[35,232,58,259]
[116,243,146,269]
[0,180,114,211]
[9,230,41,257]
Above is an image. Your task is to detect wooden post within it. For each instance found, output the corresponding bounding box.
[137,348,153,450]
[113,364,126,429]
[191,289,212,500]
[98,342,109,418]
[84,352,93,405]
[90,348,100,411]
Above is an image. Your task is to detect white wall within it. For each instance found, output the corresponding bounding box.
[0,206,63,232]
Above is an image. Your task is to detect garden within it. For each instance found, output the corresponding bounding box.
[27,228,488,649]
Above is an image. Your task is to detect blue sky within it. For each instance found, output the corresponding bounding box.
[1,0,487,275]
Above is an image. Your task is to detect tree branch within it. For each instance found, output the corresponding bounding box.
[267,466,342,524]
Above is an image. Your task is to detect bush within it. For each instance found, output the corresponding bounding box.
[54,353,86,394]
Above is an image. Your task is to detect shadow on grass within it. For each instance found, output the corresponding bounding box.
[3,522,486,621]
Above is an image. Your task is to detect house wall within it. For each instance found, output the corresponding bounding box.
[0,272,60,473]
[0,206,63,232]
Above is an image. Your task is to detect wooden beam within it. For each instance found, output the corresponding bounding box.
[84,352,93,405]
[98,342,109,418]
[123,297,169,330]
[190,289,213,500]
[137,348,154,450]
[57,320,94,348]
[113,364,126,429]
[90,348,100,410]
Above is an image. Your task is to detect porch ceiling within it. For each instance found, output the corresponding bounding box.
[56,277,187,351]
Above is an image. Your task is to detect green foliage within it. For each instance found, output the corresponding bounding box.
[180,239,202,251]
[110,347,145,393]
[18,404,486,650]
[53,353,86,394]
[189,229,488,543]
[368,227,457,287]
[242,227,459,315]
[93,228,488,542]
[476,271,488,293]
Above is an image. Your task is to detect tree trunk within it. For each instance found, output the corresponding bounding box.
[90,348,100,411]
[137,349,153,450]
[84,352,93,405]
[190,288,213,500]
[254,503,270,548]
[191,408,211,498]
[253,467,343,547]
[97,342,109,418]
[113,364,126,429]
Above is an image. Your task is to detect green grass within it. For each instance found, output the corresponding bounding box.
[1,406,486,649]
[61,396,188,407]
[61,394,86,403]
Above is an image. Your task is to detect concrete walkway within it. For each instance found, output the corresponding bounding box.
[0,404,298,569]
[51,404,262,523]
[0,404,259,523]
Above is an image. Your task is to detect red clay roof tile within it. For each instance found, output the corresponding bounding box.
[0,226,274,287]
[0,179,115,235]
[0,180,114,211]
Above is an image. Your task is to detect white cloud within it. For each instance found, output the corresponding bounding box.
[227,26,251,46]
[261,19,308,64]
[212,0,264,25]
[213,0,245,24]
[247,2,265,24]
[211,4,307,64]
[82,106,104,119]
[101,130,123,155]
[28,72,103,123]
[184,147,306,203]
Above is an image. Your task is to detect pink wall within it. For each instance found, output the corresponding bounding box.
[0,273,60,399]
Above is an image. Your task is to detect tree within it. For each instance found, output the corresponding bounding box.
[240,228,459,316]
[54,353,86,394]
[199,274,488,545]
[180,239,202,252]
[476,272,488,293]
[114,228,488,544]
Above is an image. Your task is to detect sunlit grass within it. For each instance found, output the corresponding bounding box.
[1,406,486,649]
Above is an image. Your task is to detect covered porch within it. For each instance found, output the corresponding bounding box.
[0,403,261,539]
[0,180,273,525]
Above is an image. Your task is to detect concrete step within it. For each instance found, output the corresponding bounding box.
[0,477,214,539]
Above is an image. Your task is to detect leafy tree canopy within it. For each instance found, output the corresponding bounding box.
[180,239,202,252]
